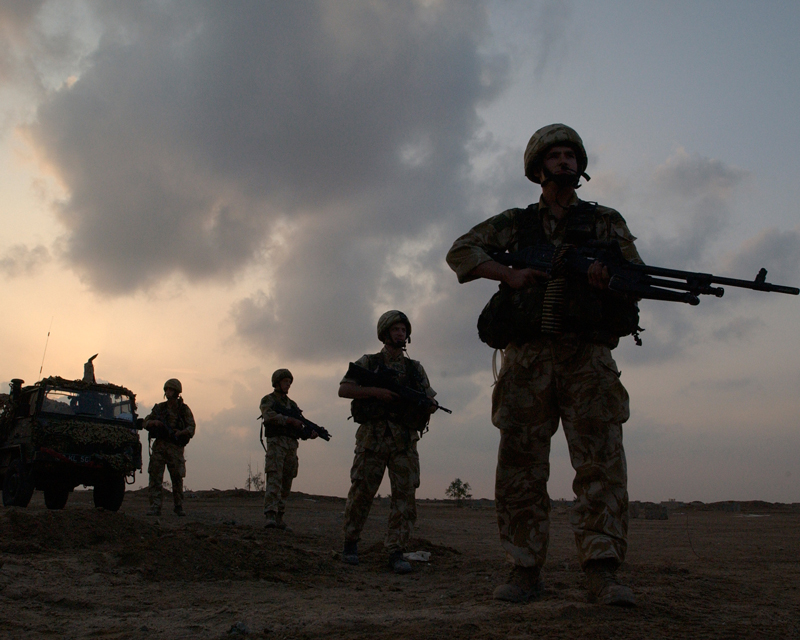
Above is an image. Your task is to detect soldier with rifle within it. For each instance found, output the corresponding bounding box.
[447,124,640,606]
[338,310,440,574]
[260,369,320,531]
[144,378,195,517]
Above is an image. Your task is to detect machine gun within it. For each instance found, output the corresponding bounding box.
[344,362,452,414]
[490,241,799,305]
[258,404,332,448]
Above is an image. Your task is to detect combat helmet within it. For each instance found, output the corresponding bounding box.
[271,369,293,388]
[377,310,411,343]
[164,378,182,394]
[523,123,590,184]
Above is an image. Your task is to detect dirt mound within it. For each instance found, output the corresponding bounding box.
[0,507,332,582]
[2,493,799,639]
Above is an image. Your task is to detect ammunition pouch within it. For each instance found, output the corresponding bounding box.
[349,353,432,433]
[477,283,545,349]
[350,398,387,424]
[477,278,639,349]
[477,200,640,349]
[350,399,430,433]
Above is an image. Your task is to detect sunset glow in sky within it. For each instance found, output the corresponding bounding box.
[1,1,798,503]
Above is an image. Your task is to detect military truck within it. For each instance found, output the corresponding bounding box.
[0,375,142,511]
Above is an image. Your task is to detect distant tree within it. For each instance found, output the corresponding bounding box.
[445,478,472,507]
[245,461,265,492]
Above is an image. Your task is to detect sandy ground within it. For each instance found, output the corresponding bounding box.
[1,488,798,639]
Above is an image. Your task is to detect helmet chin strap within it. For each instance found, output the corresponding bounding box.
[541,169,590,189]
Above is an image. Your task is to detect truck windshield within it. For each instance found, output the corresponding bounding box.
[41,387,135,422]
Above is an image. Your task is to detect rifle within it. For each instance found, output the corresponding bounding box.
[260,403,332,442]
[345,362,452,414]
[491,241,799,306]
[144,413,190,447]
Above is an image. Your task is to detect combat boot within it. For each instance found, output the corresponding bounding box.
[264,511,278,528]
[146,506,161,517]
[388,550,412,574]
[585,559,636,607]
[275,512,292,532]
[174,505,185,517]
[342,541,359,565]
[493,566,544,603]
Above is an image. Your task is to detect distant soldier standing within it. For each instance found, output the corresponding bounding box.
[338,311,438,574]
[144,378,195,517]
[260,369,316,530]
[447,124,640,606]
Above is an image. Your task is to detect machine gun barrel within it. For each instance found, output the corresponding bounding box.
[490,244,799,304]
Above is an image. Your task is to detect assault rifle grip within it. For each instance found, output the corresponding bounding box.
[345,363,452,414]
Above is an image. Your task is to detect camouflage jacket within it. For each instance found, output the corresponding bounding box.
[447,194,643,351]
[446,194,641,283]
[340,347,436,451]
[145,399,196,447]
[260,391,303,439]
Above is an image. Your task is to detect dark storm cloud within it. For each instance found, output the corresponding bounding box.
[0,0,48,86]
[642,150,748,267]
[530,0,572,80]
[0,243,50,276]
[27,1,507,294]
[609,150,755,364]
[0,0,88,114]
[652,151,746,200]
[721,226,800,285]
[230,215,387,360]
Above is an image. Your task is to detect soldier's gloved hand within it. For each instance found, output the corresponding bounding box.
[146,419,166,430]
[503,267,549,290]
[587,260,610,290]
[287,417,304,430]
[309,431,319,439]
[372,388,401,403]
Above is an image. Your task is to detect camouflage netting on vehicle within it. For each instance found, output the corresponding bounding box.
[33,420,141,474]
[40,376,138,409]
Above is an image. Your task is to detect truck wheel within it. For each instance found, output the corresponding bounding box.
[93,475,125,512]
[43,484,70,510]
[2,459,34,507]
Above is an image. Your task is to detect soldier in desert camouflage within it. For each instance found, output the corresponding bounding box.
[260,368,317,531]
[144,378,196,517]
[446,124,640,606]
[338,311,438,574]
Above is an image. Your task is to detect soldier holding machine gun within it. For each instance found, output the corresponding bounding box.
[447,124,640,606]
[447,124,797,607]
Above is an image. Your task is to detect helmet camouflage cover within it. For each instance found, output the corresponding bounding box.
[523,123,589,184]
[164,378,182,393]
[271,369,293,388]
[377,310,411,342]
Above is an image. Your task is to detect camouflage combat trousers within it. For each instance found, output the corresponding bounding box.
[492,337,630,570]
[264,436,299,515]
[343,425,420,553]
[148,439,186,511]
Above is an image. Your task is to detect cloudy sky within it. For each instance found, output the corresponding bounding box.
[1,0,798,503]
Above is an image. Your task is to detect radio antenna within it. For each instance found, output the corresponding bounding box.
[38,316,54,379]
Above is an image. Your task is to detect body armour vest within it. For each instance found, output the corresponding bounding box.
[350,353,429,432]
[477,200,640,349]
[261,394,302,439]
